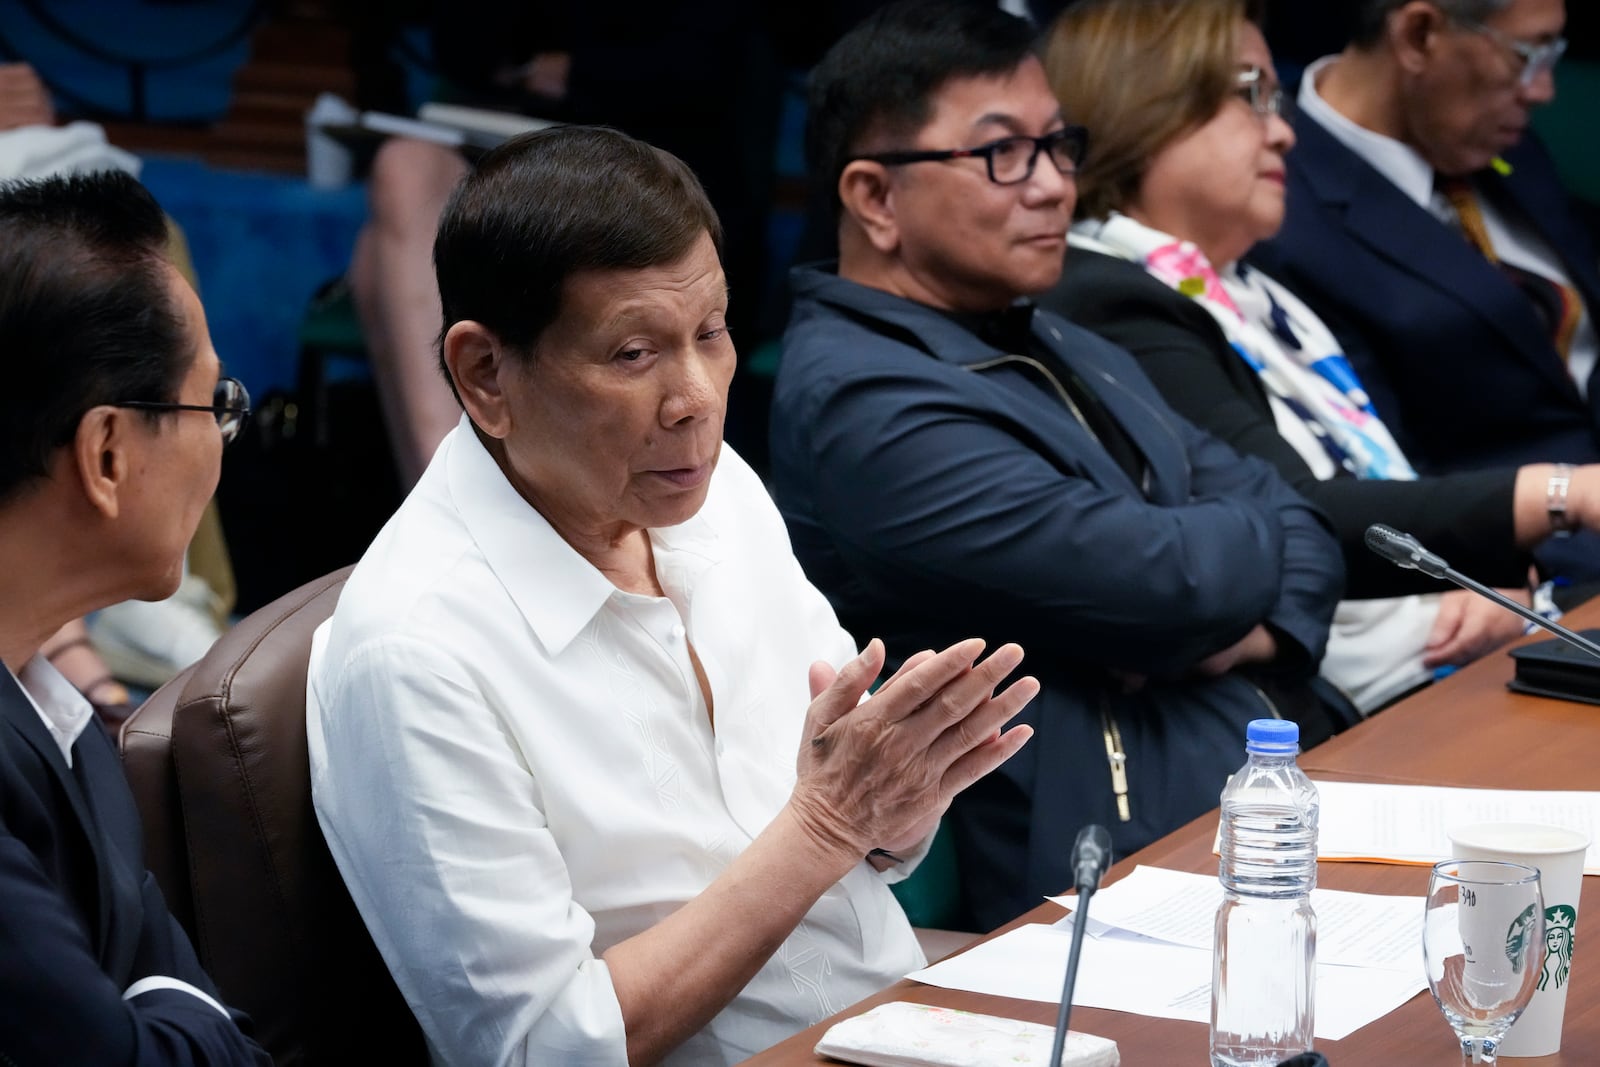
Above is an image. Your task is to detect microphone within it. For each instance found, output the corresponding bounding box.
[1363,523,1449,579]
[1071,823,1113,894]
[1050,824,1113,1067]
[1364,524,1600,661]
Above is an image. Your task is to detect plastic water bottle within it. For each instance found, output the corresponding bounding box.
[1210,718,1318,1066]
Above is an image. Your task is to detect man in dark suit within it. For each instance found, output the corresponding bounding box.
[0,172,269,1064]
[1251,0,1600,578]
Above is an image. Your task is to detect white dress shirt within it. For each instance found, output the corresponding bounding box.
[306,419,925,1067]
[1298,56,1597,392]
[14,654,94,766]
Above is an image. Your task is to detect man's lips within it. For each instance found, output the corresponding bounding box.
[647,463,712,488]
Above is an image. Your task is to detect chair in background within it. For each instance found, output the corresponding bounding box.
[120,567,427,1065]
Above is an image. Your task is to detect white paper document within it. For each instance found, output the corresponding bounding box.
[910,865,1426,1041]
[908,922,1423,1042]
[1049,865,1424,970]
[1315,780,1600,874]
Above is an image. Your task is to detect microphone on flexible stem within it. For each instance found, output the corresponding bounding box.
[1050,824,1113,1067]
[1364,523,1600,660]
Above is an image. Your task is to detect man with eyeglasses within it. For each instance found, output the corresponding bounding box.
[1253,0,1600,582]
[771,0,1348,929]
[0,170,267,1064]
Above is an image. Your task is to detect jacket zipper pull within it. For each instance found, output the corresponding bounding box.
[1101,709,1132,822]
[1109,752,1131,822]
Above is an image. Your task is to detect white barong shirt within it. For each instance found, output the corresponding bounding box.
[306,419,925,1066]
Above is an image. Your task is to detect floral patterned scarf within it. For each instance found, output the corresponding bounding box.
[1073,212,1416,483]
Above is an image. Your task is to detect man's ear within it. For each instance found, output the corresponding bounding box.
[1391,0,1448,74]
[71,406,129,519]
[838,160,901,255]
[443,320,516,439]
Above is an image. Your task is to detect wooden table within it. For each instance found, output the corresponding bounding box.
[744,605,1600,1065]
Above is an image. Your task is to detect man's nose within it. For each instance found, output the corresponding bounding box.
[662,351,722,427]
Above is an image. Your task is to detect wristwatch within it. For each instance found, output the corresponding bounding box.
[1548,463,1576,536]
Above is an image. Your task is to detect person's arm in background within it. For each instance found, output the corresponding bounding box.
[778,348,1333,680]
[1151,362,1342,680]
[1053,257,1531,597]
[0,63,54,129]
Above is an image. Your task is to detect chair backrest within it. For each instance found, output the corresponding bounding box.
[121,567,427,1065]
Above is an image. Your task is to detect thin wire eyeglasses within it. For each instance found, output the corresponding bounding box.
[1460,18,1567,88]
[115,375,251,445]
[1235,66,1287,120]
[848,125,1089,186]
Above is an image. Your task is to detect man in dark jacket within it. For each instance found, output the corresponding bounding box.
[769,0,1347,929]
[1250,0,1600,579]
[0,171,269,1065]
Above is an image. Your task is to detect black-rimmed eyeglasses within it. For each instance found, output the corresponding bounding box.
[116,375,251,445]
[849,125,1088,186]
[1235,66,1288,120]
[1458,18,1567,88]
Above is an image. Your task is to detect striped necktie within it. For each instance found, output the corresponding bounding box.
[1437,176,1583,362]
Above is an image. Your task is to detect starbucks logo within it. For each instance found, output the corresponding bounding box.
[1506,903,1538,968]
[1539,905,1577,991]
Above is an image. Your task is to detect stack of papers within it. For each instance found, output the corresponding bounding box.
[1315,780,1600,874]
[908,866,1426,1041]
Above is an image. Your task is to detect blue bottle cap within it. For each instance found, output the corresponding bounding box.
[1245,718,1299,751]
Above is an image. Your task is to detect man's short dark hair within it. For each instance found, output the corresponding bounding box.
[1353,0,1512,46]
[805,0,1040,218]
[433,124,723,374]
[0,170,187,504]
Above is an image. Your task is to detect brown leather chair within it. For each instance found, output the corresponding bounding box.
[120,568,426,1065]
